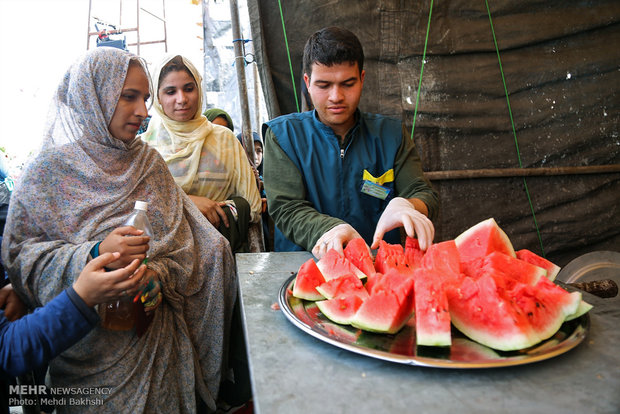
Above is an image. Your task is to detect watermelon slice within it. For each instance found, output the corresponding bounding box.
[316,273,369,300]
[316,295,365,325]
[419,240,462,284]
[317,249,367,281]
[351,288,415,334]
[374,240,408,274]
[455,218,515,262]
[292,259,326,301]
[469,251,547,286]
[565,299,593,321]
[447,273,582,351]
[414,268,451,347]
[516,249,561,281]
[404,237,425,270]
[367,267,415,302]
[344,238,376,277]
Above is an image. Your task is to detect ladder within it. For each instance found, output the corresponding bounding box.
[86,0,168,56]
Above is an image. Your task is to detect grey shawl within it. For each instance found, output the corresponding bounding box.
[1,47,236,413]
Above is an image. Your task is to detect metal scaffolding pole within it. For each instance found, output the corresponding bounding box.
[229,0,255,165]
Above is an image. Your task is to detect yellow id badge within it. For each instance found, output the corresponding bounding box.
[361,169,394,200]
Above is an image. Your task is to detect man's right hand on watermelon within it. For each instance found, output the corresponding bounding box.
[312,223,363,259]
[371,197,435,251]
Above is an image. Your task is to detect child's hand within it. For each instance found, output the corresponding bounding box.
[140,268,163,314]
[73,252,147,308]
[0,284,27,321]
[99,226,150,269]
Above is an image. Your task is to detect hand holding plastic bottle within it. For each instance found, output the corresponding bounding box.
[371,197,434,251]
[312,223,363,259]
[99,226,150,269]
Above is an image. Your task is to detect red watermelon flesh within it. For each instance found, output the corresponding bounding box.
[468,251,547,286]
[447,273,582,351]
[368,267,415,305]
[507,276,581,337]
[374,240,408,274]
[404,237,425,270]
[317,249,367,281]
[344,238,376,277]
[516,249,561,281]
[420,240,462,285]
[446,274,534,351]
[454,218,515,262]
[316,295,365,325]
[351,288,415,334]
[292,259,326,301]
[414,268,452,347]
[316,273,369,300]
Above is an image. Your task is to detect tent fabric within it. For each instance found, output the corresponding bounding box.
[248,0,620,266]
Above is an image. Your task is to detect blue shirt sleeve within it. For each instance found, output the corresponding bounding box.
[0,288,98,379]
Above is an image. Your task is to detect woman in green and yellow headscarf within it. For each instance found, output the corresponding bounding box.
[204,108,234,131]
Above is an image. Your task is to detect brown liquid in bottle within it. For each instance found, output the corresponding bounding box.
[100,296,135,331]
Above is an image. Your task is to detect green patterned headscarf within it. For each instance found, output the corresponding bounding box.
[203,108,234,131]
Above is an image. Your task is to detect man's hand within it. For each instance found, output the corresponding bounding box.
[188,195,229,228]
[371,197,434,251]
[312,223,362,259]
[0,284,27,321]
[99,226,150,269]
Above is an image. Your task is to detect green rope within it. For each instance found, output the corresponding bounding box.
[410,0,434,141]
[485,0,546,256]
[277,0,300,112]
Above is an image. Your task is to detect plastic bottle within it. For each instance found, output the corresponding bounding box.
[100,201,153,331]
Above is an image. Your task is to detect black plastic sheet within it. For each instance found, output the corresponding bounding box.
[248,0,620,265]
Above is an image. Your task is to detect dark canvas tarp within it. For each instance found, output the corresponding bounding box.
[248,0,620,266]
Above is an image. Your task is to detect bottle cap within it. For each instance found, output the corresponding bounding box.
[134,201,148,211]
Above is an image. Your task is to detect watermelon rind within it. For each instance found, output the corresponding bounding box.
[316,295,364,325]
[515,249,561,281]
[564,299,593,321]
[317,249,368,281]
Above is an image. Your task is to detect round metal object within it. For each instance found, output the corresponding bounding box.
[278,275,590,369]
[557,251,620,301]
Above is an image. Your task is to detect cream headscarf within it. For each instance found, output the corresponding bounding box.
[142,54,213,192]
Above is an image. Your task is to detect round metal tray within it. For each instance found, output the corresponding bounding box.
[278,275,590,369]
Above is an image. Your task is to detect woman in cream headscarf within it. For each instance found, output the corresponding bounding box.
[141,55,261,254]
[1,47,236,413]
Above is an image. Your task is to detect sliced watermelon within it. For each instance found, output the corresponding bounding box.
[292,259,326,301]
[316,273,369,300]
[516,249,561,281]
[317,249,367,281]
[374,240,408,274]
[367,267,415,304]
[414,268,451,347]
[473,251,547,286]
[316,295,365,325]
[454,218,515,262]
[420,240,462,285]
[565,299,593,321]
[344,238,376,277]
[404,237,425,270]
[507,276,581,340]
[447,273,583,351]
[351,288,415,334]
[446,274,534,351]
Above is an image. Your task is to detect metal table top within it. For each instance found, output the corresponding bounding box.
[236,252,620,414]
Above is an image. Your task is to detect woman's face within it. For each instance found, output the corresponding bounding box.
[108,63,150,142]
[254,141,263,167]
[158,70,199,122]
[211,115,231,129]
